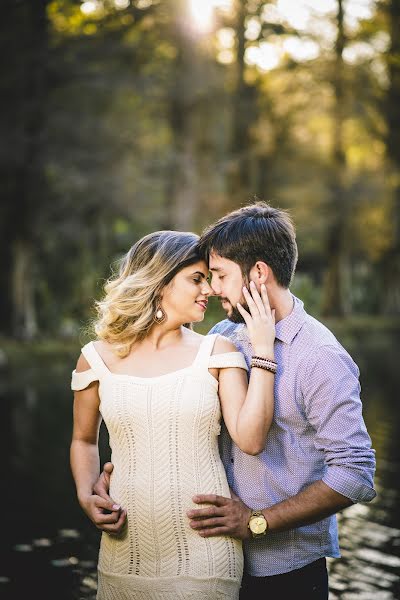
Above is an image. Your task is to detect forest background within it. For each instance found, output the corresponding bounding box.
[2,2,400,598]
[1,0,400,343]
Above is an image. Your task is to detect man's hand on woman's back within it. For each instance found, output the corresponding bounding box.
[92,462,127,534]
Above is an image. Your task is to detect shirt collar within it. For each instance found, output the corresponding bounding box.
[275,294,307,344]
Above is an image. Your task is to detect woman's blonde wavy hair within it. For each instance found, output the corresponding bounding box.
[94,230,201,357]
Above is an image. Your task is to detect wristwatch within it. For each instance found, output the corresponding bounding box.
[248,510,268,538]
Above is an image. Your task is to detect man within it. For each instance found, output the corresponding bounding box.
[91,202,376,599]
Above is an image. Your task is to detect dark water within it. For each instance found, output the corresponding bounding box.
[2,330,400,600]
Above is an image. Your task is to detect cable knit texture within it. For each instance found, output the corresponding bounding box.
[71,335,247,599]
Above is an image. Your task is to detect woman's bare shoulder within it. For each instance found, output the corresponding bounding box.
[76,353,91,372]
[91,339,120,370]
[75,339,113,373]
[212,334,238,355]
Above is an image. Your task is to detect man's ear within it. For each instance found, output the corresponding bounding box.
[249,261,270,286]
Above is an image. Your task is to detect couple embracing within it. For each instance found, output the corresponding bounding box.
[71,202,376,600]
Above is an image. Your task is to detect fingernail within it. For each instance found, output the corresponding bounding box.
[112,504,121,510]
[250,281,255,286]
[262,284,266,289]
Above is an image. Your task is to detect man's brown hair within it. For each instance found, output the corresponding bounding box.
[199,202,298,288]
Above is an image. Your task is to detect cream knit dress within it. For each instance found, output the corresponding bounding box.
[71,334,247,599]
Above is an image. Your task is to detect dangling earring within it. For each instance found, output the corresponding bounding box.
[153,300,167,324]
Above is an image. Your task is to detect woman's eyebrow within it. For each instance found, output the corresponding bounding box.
[191,270,208,278]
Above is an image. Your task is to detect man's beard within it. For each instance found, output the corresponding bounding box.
[221,295,249,324]
[220,274,251,323]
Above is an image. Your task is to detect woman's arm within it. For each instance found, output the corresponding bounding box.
[70,355,125,531]
[218,282,275,455]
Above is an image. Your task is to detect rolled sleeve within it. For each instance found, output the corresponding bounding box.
[323,465,376,503]
[303,344,376,504]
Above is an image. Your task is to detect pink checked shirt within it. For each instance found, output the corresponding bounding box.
[209,295,376,576]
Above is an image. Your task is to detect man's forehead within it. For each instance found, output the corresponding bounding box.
[209,252,238,271]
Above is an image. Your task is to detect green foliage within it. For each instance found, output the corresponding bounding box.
[1,0,399,340]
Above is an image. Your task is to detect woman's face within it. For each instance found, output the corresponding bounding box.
[161,260,213,324]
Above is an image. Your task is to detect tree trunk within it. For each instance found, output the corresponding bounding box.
[227,0,257,204]
[321,0,350,317]
[0,0,48,337]
[12,240,38,340]
[381,0,400,313]
[163,0,200,231]
[165,69,198,231]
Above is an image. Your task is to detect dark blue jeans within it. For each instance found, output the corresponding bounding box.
[239,558,329,600]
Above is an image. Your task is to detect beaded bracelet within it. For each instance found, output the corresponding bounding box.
[251,356,278,374]
[251,361,277,374]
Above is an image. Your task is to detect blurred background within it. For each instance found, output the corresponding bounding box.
[1,0,400,598]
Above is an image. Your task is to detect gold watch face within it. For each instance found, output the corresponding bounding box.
[249,516,267,534]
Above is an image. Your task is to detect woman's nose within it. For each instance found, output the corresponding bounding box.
[202,281,214,296]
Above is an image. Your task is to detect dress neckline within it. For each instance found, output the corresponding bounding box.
[89,336,213,381]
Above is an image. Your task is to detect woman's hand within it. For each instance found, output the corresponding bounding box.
[237,281,275,358]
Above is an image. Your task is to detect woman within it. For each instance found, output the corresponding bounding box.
[70,230,276,600]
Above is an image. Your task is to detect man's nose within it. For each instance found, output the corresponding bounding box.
[209,281,220,296]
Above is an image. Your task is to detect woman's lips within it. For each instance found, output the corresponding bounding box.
[196,301,208,311]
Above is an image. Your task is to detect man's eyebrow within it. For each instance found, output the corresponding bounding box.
[209,267,223,272]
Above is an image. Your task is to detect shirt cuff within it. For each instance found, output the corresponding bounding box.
[323,466,377,503]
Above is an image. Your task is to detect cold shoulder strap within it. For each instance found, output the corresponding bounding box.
[71,341,110,391]
[192,334,219,369]
[208,352,248,371]
[192,334,248,371]
[71,368,98,391]
[81,342,111,376]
